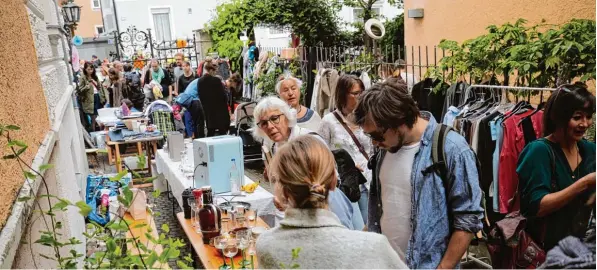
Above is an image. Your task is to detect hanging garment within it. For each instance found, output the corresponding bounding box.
[310,68,323,112]
[315,69,339,117]
[360,72,372,90]
[442,81,468,117]
[498,110,543,214]
[242,48,252,99]
[411,78,449,122]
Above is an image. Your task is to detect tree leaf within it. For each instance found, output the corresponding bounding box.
[123,186,133,207]
[161,223,170,234]
[75,201,92,217]
[5,125,21,131]
[152,189,161,198]
[106,239,116,252]
[23,171,36,180]
[39,164,55,172]
[109,170,128,182]
[18,196,33,202]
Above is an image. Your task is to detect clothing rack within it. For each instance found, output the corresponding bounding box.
[464,84,557,104]
[453,84,558,269]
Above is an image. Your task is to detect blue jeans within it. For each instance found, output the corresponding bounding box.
[358,185,369,225]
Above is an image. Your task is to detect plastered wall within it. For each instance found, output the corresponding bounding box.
[73,0,104,38]
[0,0,50,230]
[404,0,596,48]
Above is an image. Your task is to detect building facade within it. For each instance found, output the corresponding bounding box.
[104,0,224,41]
[0,0,88,268]
[73,0,105,38]
[404,0,595,48]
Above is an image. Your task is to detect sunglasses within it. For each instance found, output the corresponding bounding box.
[258,114,284,129]
[365,127,388,142]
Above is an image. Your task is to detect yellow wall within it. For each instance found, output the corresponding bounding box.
[73,0,104,38]
[405,0,596,48]
[0,1,50,229]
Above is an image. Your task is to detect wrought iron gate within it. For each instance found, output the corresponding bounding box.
[112,25,200,70]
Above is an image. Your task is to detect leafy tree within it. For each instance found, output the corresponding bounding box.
[207,0,343,69]
[379,13,404,60]
[343,0,404,49]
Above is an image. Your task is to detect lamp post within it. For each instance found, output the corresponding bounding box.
[61,0,81,37]
[60,0,81,81]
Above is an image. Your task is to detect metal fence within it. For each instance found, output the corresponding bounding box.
[112,26,201,70]
[256,45,453,105]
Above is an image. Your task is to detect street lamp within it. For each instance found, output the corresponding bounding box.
[61,1,81,25]
[61,0,81,36]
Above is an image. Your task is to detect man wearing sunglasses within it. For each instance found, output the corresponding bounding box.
[353,82,484,269]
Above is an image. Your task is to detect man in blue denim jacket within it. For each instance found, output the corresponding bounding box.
[353,82,484,269]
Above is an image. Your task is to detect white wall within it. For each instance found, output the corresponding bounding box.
[113,0,222,40]
[254,26,292,48]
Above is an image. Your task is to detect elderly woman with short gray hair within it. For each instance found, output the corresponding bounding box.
[253,96,362,230]
[276,76,322,132]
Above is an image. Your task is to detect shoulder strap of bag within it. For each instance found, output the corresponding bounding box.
[332,110,370,160]
[431,124,453,188]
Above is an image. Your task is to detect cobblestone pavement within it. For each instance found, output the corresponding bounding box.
[88,154,268,269]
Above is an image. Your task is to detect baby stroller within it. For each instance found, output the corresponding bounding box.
[231,101,262,162]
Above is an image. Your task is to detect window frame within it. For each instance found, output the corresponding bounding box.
[149,6,174,42]
[91,0,101,9]
[94,25,105,35]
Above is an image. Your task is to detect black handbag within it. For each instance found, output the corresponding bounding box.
[332,148,367,202]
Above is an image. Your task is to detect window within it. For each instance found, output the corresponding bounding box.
[91,0,101,9]
[151,8,173,41]
[352,7,381,22]
[95,25,104,35]
[269,27,286,35]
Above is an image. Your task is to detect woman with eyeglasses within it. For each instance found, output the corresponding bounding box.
[276,76,322,132]
[253,96,359,230]
[318,75,373,224]
[517,82,596,251]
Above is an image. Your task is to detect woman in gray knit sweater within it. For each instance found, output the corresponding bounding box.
[256,135,407,269]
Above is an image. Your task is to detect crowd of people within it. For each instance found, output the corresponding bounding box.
[251,73,596,269]
[75,53,240,138]
[75,52,596,268]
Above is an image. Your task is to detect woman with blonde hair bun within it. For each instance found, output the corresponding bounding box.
[256,135,407,269]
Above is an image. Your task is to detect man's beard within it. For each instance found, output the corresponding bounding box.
[387,130,406,154]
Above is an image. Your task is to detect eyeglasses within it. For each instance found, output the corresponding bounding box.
[365,127,388,142]
[257,114,285,129]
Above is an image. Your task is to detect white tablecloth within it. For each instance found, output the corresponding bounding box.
[155,149,276,219]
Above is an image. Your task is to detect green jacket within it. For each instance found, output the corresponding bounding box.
[77,75,106,114]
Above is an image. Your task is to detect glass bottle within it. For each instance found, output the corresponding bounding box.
[198,186,222,244]
[229,159,241,195]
